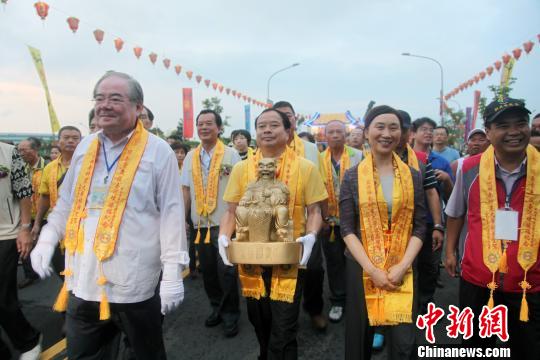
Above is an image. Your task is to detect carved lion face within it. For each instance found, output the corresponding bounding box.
[257,158,277,180]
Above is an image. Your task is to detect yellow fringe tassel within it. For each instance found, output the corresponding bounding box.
[487,275,497,309]
[330,226,335,243]
[487,294,494,309]
[53,281,69,312]
[99,289,111,320]
[499,244,508,274]
[204,227,211,244]
[520,293,529,322]
[194,228,201,244]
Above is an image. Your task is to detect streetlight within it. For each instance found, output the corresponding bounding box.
[266,63,300,104]
[402,52,445,126]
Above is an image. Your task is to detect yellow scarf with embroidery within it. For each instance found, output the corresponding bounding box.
[53,121,149,320]
[192,141,225,244]
[406,144,420,171]
[290,133,305,158]
[322,146,351,218]
[238,146,301,303]
[358,152,415,326]
[479,145,540,321]
[30,157,45,218]
[49,156,66,209]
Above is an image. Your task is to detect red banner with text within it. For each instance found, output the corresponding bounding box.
[182,88,194,139]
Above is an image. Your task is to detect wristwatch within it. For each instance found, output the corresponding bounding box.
[433,224,445,233]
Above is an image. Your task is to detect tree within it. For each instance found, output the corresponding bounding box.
[168,118,184,141]
[444,106,466,150]
[478,77,522,118]
[150,127,165,139]
[202,97,231,132]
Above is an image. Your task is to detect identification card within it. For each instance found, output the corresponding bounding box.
[494,209,519,241]
[88,185,109,209]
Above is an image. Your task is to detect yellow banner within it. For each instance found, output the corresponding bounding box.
[499,57,515,100]
[28,46,61,133]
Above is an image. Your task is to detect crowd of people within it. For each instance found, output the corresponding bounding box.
[0,70,539,360]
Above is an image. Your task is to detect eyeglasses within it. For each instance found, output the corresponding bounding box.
[417,126,434,134]
[92,95,129,106]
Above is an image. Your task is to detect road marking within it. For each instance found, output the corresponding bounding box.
[40,267,192,358]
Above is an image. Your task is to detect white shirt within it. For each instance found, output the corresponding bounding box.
[40,130,188,303]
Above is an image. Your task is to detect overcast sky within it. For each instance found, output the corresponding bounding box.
[1,0,539,138]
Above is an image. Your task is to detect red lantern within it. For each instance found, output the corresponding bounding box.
[34,2,49,20]
[93,29,104,44]
[479,71,486,80]
[133,46,143,59]
[502,53,511,65]
[242,95,247,101]
[459,84,464,91]
[247,97,251,102]
[225,88,230,95]
[237,92,242,99]
[204,79,211,87]
[512,48,522,60]
[212,82,218,90]
[174,65,182,75]
[494,60,502,71]
[186,71,193,80]
[163,58,171,69]
[114,38,124,52]
[218,85,224,93]
[232,90,237,96]
[66,17,79,33]
[538,34,540,42]
[486,66,494,76]
[474,76,480,84]
[149,52,157,64]
[444,94,450,101]
[468,79,474,87]
[524,41,534,54]
[195,75,202,83]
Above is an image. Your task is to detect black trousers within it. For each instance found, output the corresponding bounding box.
[345,257,417,360]
[195,226,240,325]
[0,239,40,359]
[302,235,324,316]
[321,225,346,307]
[66,293,165,360]
[187,219,197,272]
[246,267,305,360]
[417,224,439,312]
[459,278,540,360]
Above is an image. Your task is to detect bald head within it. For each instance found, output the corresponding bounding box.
[325,120,347,150]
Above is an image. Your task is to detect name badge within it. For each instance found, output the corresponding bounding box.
[495,209,519,241]
[88,185,109,209]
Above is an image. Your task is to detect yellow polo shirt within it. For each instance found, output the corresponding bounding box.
[39,158,67,196]
[223,156,328,238]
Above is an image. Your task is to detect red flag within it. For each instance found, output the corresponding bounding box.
[183,88,194,138]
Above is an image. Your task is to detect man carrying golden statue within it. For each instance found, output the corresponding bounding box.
[218,108,328,360]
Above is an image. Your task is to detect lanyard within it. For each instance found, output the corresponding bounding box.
[102,142,122,184]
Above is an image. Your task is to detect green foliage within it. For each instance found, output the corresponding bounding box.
[444,106,466,149]
[478,77,522,117]
[149,127,165,139]
[202,97,224,115]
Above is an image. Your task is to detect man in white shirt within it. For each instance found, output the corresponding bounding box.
[31,71,188,359]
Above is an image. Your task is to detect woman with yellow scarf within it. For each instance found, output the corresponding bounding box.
[339,105,427,359]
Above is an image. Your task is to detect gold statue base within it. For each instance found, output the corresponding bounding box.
[228,241,302,265]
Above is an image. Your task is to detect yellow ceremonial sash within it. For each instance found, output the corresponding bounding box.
[54,121,149,320]
[322,146,351,218]
[479,145,540,321]
[406,144,420,171]
[238,146,301,303]
[247,147,254,159]
[290,133,305,158]
[49,156,66,209]
[30,158,45,218]
[357,152,415,326]
[192,141,225,244]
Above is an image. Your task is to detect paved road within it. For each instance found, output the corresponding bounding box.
[11,265,460,359]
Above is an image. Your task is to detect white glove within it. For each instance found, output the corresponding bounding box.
[296,233,316,266]
[159,279,184,315]
[218,234,233,266]
[30,242,55,279]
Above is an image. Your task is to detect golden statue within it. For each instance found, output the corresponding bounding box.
[228,158,300,265]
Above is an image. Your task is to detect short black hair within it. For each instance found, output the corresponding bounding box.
[25,137,41,151]
[254,109,291,130]
[533,113,540,120]
[297,131,315,143]
[363,105,402,129]
[231,129,252,144]
[170,141,190,154]
[273,101,295,114]
[412,117,437,132]
[167,135,182,142]
[88,109,95,125]
[50,145,60,152]
[196,109,222,128]
[58,126,81,139]
[144,106,154,121]
[434,126,449,135]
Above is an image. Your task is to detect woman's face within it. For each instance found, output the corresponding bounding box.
[366,113,401,155]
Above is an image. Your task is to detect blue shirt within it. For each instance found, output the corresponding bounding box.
[426,151,454,224]
[432,146,460,164]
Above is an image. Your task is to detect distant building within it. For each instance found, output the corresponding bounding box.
[0,133,57,144]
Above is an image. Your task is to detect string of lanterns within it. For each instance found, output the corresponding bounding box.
[444,35,539,101]
[23,1,274,110]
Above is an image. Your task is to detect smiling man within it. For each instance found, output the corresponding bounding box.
[445,98,540,359]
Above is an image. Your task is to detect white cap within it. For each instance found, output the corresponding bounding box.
[467,128,486,141]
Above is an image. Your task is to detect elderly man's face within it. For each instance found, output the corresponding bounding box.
[17,140,37,164]
[139,108,153,129]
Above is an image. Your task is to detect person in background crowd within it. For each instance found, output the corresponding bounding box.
[139,106,154,130]
[450,129,489,177]
[298,131,315,144]
[170,141,190,171]
[347,126,365,151]
[445,98,539,360]
[88,108,100,134]
[340,105,426,360]
[319,120,363,323]
[181,109,241,337]
[17,137,47,289]
[31,126,82,277]
[0,140,42,360]
[530,113,540,151]
[31,71,187,359]
[432,126,461,163]
[166,135,182,145]
[49,145,60,161]
[219,108,327,359]
[273,100,327,331]
[231,129,253,160]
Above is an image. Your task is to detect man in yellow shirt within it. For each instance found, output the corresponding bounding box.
[31,126,81,275]
[219,108,328,359]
